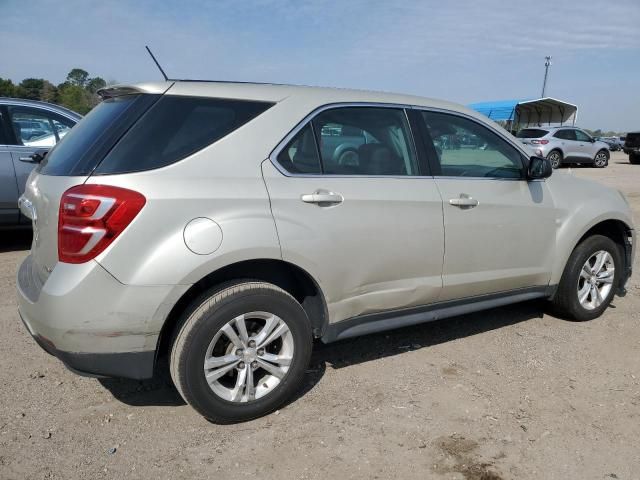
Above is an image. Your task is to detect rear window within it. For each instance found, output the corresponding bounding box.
[95,96,273,175]
[40,94,157,176]
[516,128,548,139]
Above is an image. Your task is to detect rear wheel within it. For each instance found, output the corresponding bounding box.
[594,150,609,168]
[630,153,640,165]
[550,235,621,321]
[170,281,313,423]
[547,150,562,169]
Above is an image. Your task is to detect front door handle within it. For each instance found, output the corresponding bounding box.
[449,194,479,208]
[301,190,344,205]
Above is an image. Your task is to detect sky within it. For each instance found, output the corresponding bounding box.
[2,0,639,131]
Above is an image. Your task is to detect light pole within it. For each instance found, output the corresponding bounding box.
[541,56,552,98]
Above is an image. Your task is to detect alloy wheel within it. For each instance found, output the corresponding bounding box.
[548,152,561,168]
[203,311,294,402]
[576,250,615,310]
[594,152,608,167]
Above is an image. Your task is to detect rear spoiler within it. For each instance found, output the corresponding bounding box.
[97,82,174,100]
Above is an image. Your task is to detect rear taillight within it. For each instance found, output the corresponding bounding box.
[58,185,146,264]
[530,139,549,145]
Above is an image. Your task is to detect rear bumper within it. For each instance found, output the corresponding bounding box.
[21,314,155,379]
[623,146,640,154]
[17,254,189,380]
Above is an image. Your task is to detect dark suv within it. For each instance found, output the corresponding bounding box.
[624,132,640,164]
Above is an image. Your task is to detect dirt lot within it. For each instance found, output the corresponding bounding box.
[1,151,639,480]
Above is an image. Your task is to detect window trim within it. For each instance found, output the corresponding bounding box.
[3,104,78,147]
[412,106,530,181]
[269,102,427,178]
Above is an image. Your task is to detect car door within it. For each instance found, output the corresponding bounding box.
[417,109,557,301]
[262,105,445,323]
[574,129,596,162]
[4,104,76,222]
[0,108,20,225]
[553,129,578,160]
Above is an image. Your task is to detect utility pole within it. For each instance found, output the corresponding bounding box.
[541,56,552,98]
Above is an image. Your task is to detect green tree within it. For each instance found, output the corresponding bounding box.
[57,83,91,114]
[86,77,106,93]
[0,77,17,97]
[66,68,89,87]
[17,78,58,102]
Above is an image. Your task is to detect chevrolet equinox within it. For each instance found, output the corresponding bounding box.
[17,81,635,423]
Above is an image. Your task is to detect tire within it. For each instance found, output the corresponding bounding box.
[550,235,622,321]
[547,150,562,169]
[170,281,313,423]
[594,149,609,168]
[630,153,640,165]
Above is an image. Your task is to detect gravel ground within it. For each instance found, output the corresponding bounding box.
[1,151,639,480]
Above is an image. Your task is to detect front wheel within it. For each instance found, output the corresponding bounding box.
[550,235,621,321]
[170,281,313,423]
[594,150,609,168]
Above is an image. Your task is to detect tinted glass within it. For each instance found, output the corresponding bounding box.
[40,95,154,176]
[421,111,523,178]
[516,128,548,138]
[313,107,418,176]
[554,129,576,140]
[575,130,591,142]
[96,96,273,175]
[277,123,322,174]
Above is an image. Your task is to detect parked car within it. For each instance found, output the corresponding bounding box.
[623,132,640,164]
[516,127,610,168]
[595,137,621,151]
[17,82,634,423]
[0,98,81,226]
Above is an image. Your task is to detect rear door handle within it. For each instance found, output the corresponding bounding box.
[449,194,479,208]
[301,191,344,205]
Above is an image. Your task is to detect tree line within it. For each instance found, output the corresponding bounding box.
[0,68,110,115]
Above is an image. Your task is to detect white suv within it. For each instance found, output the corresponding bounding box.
[17,81,634,422]
[516,126,611,168]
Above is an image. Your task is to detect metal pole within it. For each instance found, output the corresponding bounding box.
[541,56,551,98]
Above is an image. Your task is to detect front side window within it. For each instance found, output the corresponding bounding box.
[313,107,418,176]
[574,130,591,142]
[421,111,523,178]
[7,107,75,148]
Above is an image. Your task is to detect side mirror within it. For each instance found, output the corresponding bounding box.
[590,137,596,143]
[527,156,552,180]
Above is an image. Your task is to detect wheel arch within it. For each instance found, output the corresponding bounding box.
[155,259,329,363]
[551,217,634,296]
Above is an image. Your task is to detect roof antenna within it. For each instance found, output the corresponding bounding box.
[145,45,169,81]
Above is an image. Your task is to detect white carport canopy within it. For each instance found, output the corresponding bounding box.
[515,97,578,127]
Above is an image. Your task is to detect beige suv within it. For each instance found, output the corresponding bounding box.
[17,81,634,423]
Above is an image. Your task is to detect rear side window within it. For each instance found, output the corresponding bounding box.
[40,94,157,176]
[95,96,273,175]
[277,124,322,174]
[516,128,548,139]
[554,129,576,140]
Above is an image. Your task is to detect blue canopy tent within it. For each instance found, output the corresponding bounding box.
[468,98,578,132]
